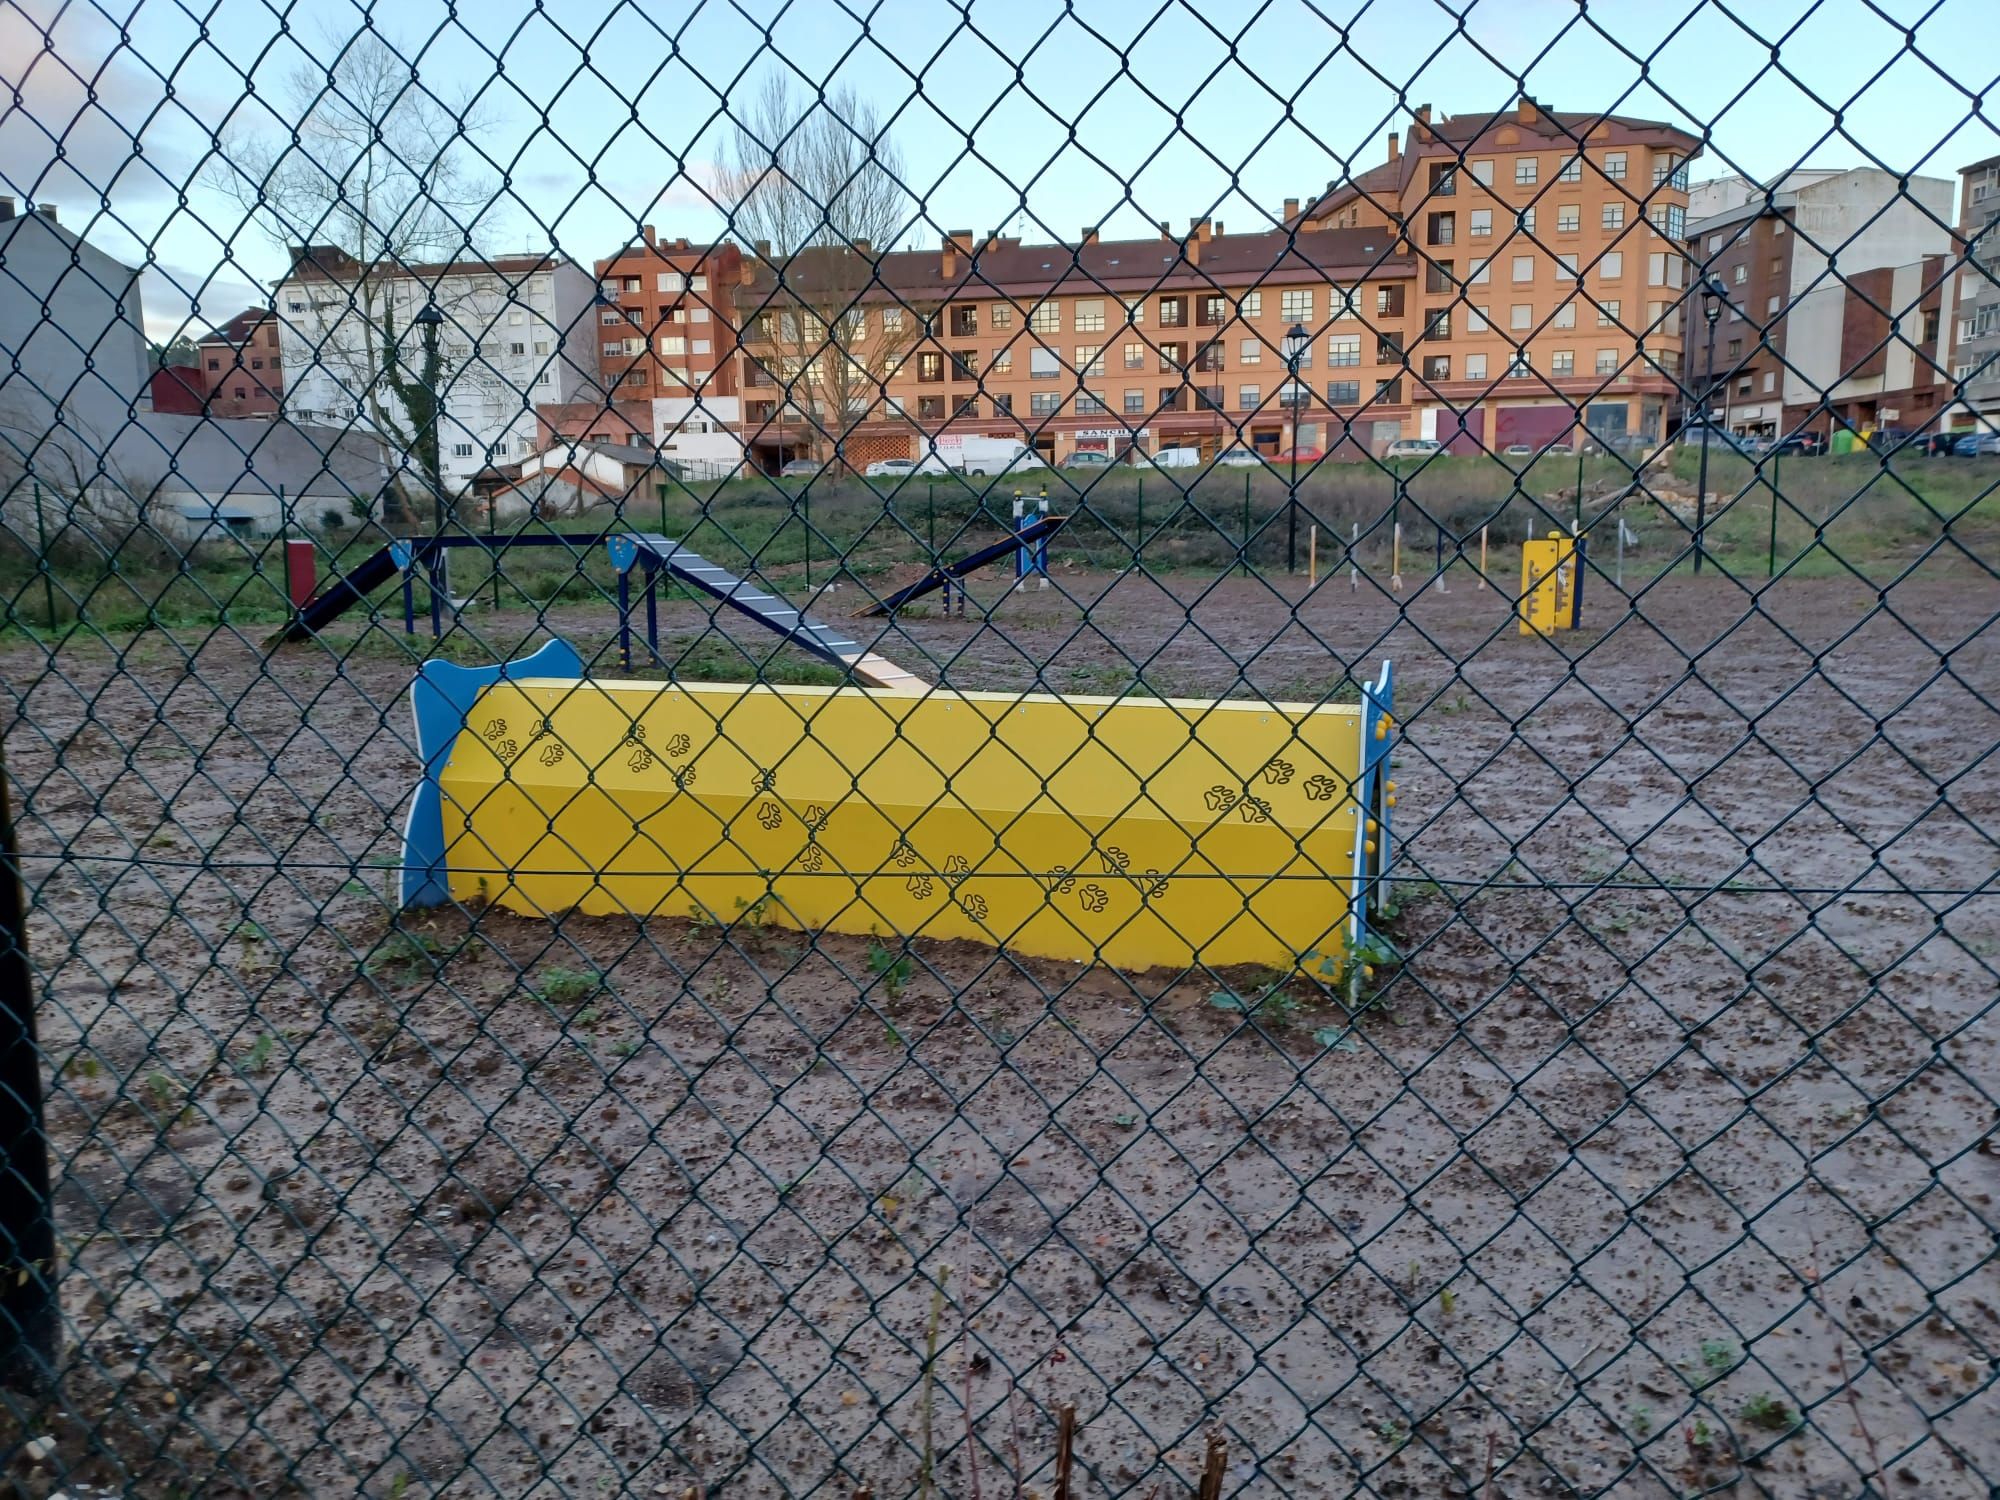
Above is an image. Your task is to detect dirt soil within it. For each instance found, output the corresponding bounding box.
[4,561,1997,1499]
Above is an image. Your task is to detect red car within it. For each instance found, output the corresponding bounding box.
[1269,447,1325,465]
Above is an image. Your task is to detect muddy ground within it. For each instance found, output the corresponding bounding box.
[4,558,1997,1499]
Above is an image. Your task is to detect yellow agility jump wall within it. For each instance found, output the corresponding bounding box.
[401,640,1395,972]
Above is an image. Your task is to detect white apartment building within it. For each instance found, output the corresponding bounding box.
[651,394,747,480]
[275,247,598,494]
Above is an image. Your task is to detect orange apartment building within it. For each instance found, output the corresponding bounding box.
[593,229,743,402]
[196,305,283,418]
[732,222,1419,470]
[1293,97,1702,450]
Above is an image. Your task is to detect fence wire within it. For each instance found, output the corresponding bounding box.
[2,2,1998,1496]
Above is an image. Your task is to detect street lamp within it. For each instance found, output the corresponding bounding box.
[1283,322,1309,573]
[413,301,446,534]
[1693,274,1728,575]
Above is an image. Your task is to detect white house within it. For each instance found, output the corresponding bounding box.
[651,395,746,480]
[275,247,598,495]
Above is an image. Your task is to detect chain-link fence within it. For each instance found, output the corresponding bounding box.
[3,2,1997,1495]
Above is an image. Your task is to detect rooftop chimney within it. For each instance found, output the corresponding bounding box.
[1190,216,1212,242]
[1159,220,1172,240]
[853,237,872,255]
[1284,196,1299,221]
[1387,131,1400,163]
[754,238,772,259]
[1413,103,1433,140]
[36,202,57,223]
[1518,95,1539,125]
[942,229,973,279]
[0,197,13,221]
[1081,227,1100,246]
[642,224,656,246]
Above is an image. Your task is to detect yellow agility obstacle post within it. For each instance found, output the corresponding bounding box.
[1518,530,1582,636]
[400,641,1396,973]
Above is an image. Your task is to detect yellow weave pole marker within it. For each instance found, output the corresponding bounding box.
[1390,521,1404,593]
[1518,531,1579,635]
[437,680,1373,972]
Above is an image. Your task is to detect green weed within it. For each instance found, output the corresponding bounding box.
[867,939,913,1000]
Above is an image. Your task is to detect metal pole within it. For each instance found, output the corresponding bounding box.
[803,484,811,592]
[1768,450,1780,579]
[1288,443,1299,574]
[1241,476,1251,579]
[1135,476,1144,564]
[0,736,57,1393]
[1695,312,1718,575]
[32,484,54,632]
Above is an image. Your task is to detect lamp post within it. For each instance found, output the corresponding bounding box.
[1284,322,1309,573]
[413,301,446,534]
[1694,275,1728,575]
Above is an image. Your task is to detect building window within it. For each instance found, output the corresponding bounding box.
[1281,289,1313,322]
[1597,299,1620,326]
[952,349,978,380]
[1075,346,1105,376]
[1125,298,1144,326]
[1558,254,1579,281]
[1558,155,1583,182]
[1029,390,1059,416]
[1602,203,1626,232]
[1239,290,1262,319]
[1376,333,1402,363]
[1328,334,1361,366]
[1470,258,1491,286]
[1427,259,1456,294]
[1158,341,1187,371]
[1519,207,1536,234]
[1374,377,1403,403]
[1774,218,1788,236]
[1195,385,1225,411]
[1733,263,1747,285]
[1422,355,1451,381]
[991,305,1013,330]
[1158,387,1188,411]
[919,396,945,420]
[993,394,1013,415]
[1030,348,1061,379]
[1430,162,1457,195]
[1030,302,1061,334]
[1767,295,1780,315]
[1124,342,1146,369]
[1551,350,1575,375]
[1557,205,1580,233]
[1075,391,1107,414]
[452,443,474,458]
[508,342,525,356]
[1726,337,1743,359]
[1506,352,1533,378]
[1763,370,1776,392]
[1376,285,1404,317]
[1198,295,1229,325]
[1515,157,1538,185]
[1513,256,1535,283]
[1195,340,1224,373]
[1600,251,1623,281]
[1510,304,1533,330]
[534,341,550,355]
[883,308,906,334]
[1427,212,1456,246]
[1239,338,1262,365]
[1470,208,1493,238]
[1159,295,1187,326]
[1596,349,1619,375]
[1425,309,1451,340]
[1463,353,1487,381]
[1604,151,1627,180]
[1238,384,1260,408]
[1326,380,1360,404]
[951,304,979,336]
[1124,389,1146,414]
[1333,287,1359,319]
[1467,305,1490,333]
[233,386,247,399]
[918,351,945,383]
[990,348,1014,375]
[660,335,687,356]
[1074,300,1106,333]
[1552,302,1576,329]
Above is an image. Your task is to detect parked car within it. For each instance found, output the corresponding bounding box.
[1062,450,1114,469]
[1768,430,1826,457]
[1384,438,1441,461]
[779,458,821,478]
[1951,431,2000,457]
[1865,427,1927,455]
[1678,424,1759,454]
[1920,430,1959,456]
[945,436,1047,475]
[863,456,947,478]
[1130,446,1199,468]
[1214,445,1264,467]
[1268,447,1325,466]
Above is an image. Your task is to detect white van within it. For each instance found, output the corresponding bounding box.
[1130,446,1199,469]
[937,435,1048,476]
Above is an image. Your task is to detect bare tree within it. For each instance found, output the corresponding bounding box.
[716,75,931,466]
[204,31,504,512]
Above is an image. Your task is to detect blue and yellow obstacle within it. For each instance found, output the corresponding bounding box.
[400,643,1396,972]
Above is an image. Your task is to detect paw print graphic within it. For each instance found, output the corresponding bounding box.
[529,717,550,740]
[943,854,971,886]
[756,801,784,831]
[1303,774,1339,802]
[1077,883,1110,914]
[891,840,918,869]
[537,742,566,767]
[804,803,830,833]
[482,717,508,741]
[1238,796,1273,824]
[961,893,989,922]
[1204,785,1238,813]
[1046,866,1077,895]
[1143,869,1169,899]
[800,843,826,873]
[626,747,654,772]
[906,874,936,901]
[1263,758,1296,786]
[665,733,692,758]
[493,738,519,762]
[1096,845,1130,873]
[750,765,777,793]
[622,723,647,744]
[672,764,698,790]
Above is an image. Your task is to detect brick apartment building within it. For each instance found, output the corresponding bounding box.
[197,305,284,418]
[1291,97,1702,451]
[593,229,742,401]
[1685,167,1953,441]
[1944,154,2000,433]
[721,96,1702,469]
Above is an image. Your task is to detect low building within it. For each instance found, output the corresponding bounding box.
[490,439,682,519]
[1685,167,1954,440]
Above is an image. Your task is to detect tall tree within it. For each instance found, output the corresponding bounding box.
[716,75,929,466]
[204,31,503,513]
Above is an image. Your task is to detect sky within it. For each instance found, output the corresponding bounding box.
[3,0,1997,342]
